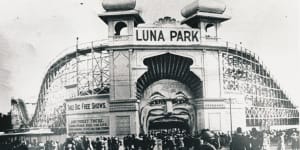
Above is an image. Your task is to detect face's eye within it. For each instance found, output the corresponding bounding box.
[173,98,187,104]
[149,92,166,105]
[174,92,188,104]
[150,99,166,105]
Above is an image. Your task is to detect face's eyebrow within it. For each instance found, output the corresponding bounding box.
[150,92,165,98]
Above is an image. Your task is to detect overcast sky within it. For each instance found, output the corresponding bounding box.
[0,0,299,114]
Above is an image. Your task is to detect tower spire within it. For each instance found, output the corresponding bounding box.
[99,0,144,39]
[181,0,230,40]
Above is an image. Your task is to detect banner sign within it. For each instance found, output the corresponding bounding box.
[68,117,109,135]
[134,27,201,45]
[67,102,107,111]
[66,100,109,114]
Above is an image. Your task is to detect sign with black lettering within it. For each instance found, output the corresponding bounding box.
[68,117,109,135]
[66,99,109,114]
[67,102,106,111]
[134,27,201,45]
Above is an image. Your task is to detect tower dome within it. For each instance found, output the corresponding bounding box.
[181,0,226,18]
[102,0,136,12]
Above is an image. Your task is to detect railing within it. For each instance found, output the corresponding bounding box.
[44,39,109,76]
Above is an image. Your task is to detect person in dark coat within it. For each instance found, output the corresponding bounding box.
[133,135,140,150]
[19,141,29,150]
[183,134,192,150]
[141,135,148,150]
[291,131,299,150]
[166,137,175,150]
[123,135,129,150]
[250,128,261,150]
[193,136,201,150]
[107,137,112,150]
[94,137,102,150]
[111,137,119,150]
[230,127,250,150]
[198,130,217,150]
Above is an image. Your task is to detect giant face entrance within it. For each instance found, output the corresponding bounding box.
[140,79,196,134]
[137,53,203,134]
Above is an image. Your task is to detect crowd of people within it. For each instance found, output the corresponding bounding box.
[0,136,121,150]
[49,130,230,150]
[0,127,299,150]
[61,136,121,150]
[230,127,299,150]
[0,138,62,150]
[122,131,231,150]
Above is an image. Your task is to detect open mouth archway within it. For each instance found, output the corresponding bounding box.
[136,53,203,134]
[149,117,190,134]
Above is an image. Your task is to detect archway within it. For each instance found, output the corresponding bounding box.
[136,53,203,134]
[114,21,128,36]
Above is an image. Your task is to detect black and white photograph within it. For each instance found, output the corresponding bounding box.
[0,0,299,149]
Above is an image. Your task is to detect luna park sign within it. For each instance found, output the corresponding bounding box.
[134,27,201,45]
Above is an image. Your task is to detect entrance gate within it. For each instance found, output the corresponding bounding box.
[137,53,203,134]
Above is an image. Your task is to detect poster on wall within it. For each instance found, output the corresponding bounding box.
[68,116,109,135]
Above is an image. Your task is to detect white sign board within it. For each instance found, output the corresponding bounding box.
[134,27,201,45]
[68,117,109,135]
[66,99,109,114]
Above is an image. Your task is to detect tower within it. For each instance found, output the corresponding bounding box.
[99,0,144,40]
[98,0,145,136]
[181,0,230,40]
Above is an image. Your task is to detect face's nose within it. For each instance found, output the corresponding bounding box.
[165,100,173,114]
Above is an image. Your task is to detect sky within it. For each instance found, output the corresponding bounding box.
[0,0,299,114]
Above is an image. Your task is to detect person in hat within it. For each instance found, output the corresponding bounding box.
[250,128,262,150]
[262,132,270,150]
[230,127,250,150]
[291,131,299,150]
[199,129,217,150]
[277,132,286,150]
